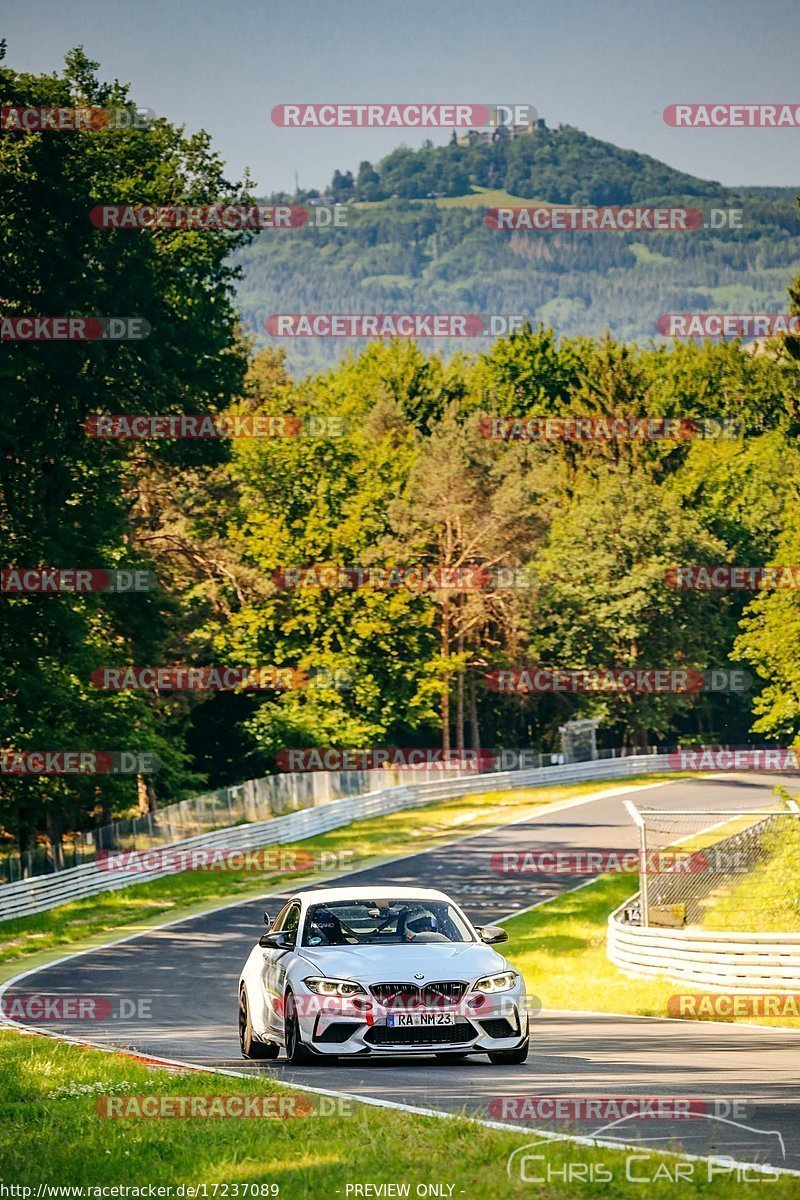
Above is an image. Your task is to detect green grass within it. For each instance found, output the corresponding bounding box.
[614,809,800,933]
[0,775,677,969]
[434,185,549,209]
[354,186,549,210]
[704,278,800,303]
[630,242,672,265]
[0,1029,791,1194]
[502,873,800,1029]
[697,820,800,932]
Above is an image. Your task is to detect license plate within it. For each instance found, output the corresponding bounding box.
[386,1012,456,1027]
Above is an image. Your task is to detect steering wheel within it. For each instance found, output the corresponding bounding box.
[372,908,402,936]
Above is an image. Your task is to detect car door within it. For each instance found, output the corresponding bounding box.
[263,900,301,1036]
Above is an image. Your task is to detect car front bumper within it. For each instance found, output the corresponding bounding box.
[297,987,530,1056]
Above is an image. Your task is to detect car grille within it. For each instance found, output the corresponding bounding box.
[365,1022,476,1047]
[369,981,468,1006]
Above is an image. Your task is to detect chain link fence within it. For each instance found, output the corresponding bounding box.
[0,769,379,882]
[0,743,664,884]
[623,800,800,931]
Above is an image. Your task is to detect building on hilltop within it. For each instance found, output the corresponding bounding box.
[455,113,546,148]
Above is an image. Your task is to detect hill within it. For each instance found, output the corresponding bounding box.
[233,124,800,373]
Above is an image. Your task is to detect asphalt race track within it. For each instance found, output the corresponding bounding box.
[5,773,800,1171]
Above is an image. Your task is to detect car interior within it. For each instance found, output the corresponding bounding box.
[302,899,471,945]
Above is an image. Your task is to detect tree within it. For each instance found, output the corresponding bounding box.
[330,169,354,202]
[391,406,552,751]
[529,469,730,749]
[0,48,250,854]
[355,160,381,201]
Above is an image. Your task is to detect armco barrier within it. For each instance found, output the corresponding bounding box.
[0,754,662,922]
[1,766,395,882]
[607,899,800,991]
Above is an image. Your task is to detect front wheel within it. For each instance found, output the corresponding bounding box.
[239,987,279,1060]
[487,1038,529,1065]
[284,990,315,1064]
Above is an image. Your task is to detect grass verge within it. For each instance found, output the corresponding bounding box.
[0,774,676,970]
[0,1028,791,1194]
[698,819,800,932]
[502,873,800,1029]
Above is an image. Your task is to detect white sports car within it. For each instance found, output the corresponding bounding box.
[238,885,529,1064]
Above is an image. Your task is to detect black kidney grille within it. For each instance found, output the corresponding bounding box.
[422,981,467,1003]
[370,983,419,1005]
[369,981,468,1007]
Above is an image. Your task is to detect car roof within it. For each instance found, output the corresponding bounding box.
[290,885,452,905]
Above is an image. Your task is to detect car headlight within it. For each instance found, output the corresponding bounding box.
[472,971,518,994]
[303,977,367,997]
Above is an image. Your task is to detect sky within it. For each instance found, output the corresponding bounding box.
[4,0,800,194]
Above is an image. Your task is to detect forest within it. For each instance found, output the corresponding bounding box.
[2,49,800,857]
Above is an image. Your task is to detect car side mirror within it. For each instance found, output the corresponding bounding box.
[478,925,508,945]
[263,911,271,930]
[259,931,290,949]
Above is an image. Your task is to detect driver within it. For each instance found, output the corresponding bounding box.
[404,910,438,940]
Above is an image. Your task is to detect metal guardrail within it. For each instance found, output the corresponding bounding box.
[607,902,800,991]
[0,754,662,922]
[0,767,396,882]
[1,745,660,883]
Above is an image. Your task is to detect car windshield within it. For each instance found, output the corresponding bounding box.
[301,898,474,946]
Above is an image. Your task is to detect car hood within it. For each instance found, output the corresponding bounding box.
[297,941,509,983]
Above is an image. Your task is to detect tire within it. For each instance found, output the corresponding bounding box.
[284,990,315,1064]
[239,987,279,1060]
[487,1037,529,1065]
